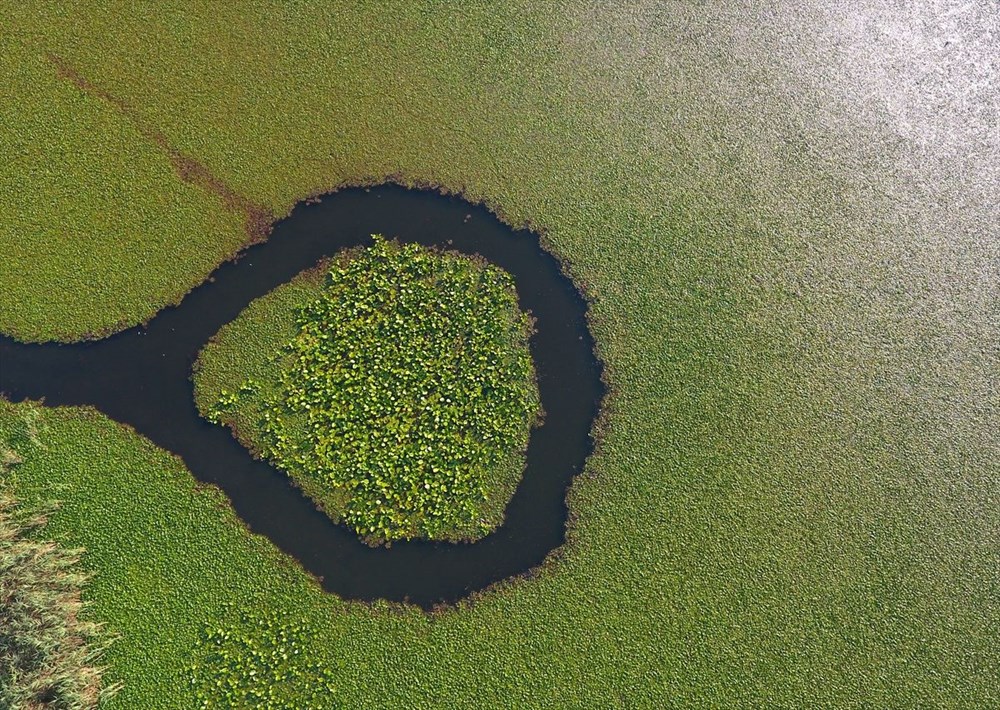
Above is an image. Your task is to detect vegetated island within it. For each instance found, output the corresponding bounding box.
[194,235,541,544]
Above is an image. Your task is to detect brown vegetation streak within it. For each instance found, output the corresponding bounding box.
[47,53,273,243]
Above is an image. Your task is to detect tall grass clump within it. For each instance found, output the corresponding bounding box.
[0,486,118,709]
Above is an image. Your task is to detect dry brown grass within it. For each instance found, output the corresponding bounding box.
[0,489,118,710]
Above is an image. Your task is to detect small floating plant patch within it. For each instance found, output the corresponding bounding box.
[196,235,541,544]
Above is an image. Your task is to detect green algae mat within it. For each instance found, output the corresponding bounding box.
[1,2,997,707]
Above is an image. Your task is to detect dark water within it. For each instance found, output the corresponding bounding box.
[0,185,604,608]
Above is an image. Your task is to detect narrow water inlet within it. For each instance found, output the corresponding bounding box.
[0,185,605,608]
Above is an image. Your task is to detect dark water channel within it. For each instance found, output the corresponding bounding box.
[0,185,604,608]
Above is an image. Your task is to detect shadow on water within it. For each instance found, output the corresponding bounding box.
[0,185,604,608]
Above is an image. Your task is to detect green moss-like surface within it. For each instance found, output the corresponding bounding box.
[0,37,249,344]
[2,2,998,707]
[196,237,540,543]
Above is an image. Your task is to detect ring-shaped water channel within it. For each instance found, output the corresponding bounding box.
[0,185,604,608]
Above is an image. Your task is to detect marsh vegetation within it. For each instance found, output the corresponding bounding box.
[0,488,116,709]
[1,2,996,707]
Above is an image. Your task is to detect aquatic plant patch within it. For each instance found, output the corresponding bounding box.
[200,236,541,543]
[189,608,336,710]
